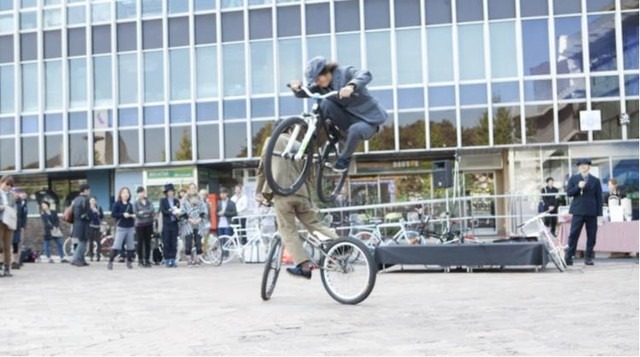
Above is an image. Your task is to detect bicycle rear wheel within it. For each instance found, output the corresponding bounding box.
[261,235,283,301]
[316,140,348,203]
[100,236,113,258]
[320,237,377,305]
[218,235,238,264]
[63,238,74,257]
[540,232,566,272]
[201,234,222,266]
[263,117,314,197]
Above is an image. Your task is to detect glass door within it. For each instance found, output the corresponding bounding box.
[463,172,497,235]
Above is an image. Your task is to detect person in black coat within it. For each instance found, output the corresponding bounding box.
[12,190,28,269]
[40,201,67,263]
[159,183,181,267]
[565,158,603,266]
[541,177,560,236]
[216,187,237,237]
[70,184,92,267]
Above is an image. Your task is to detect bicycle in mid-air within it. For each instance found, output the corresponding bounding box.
[263,86,351,203]
[260,230,377,305]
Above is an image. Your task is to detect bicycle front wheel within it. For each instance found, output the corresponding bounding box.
[540,232,567,272]
[316,140,348,203]
[100,236,113,258]
[218,235,238,264]
[261,235,283,301]
[201,234,222,266]
[320,237,377,305]
[63,238,74,257]
[263,116,314,197]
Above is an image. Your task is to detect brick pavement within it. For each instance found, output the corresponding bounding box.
[0,259,638,356]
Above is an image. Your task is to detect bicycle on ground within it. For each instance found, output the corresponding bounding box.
[516,210,567,272]
[218,224,275,264]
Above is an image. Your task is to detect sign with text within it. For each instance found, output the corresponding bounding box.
[579,110,602,131]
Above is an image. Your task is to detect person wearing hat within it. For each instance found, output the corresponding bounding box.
[159,183,181,267]
[565,158,603,266]
[289,56,388,172]
[70,184,92,267]
[134,186,155,267]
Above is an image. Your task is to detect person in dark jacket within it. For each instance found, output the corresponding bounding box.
[565,158,603,266]
[40,201,67,263]
[12,190,28,269]
[134,186,155,268]
[0,175,17,277]
[87,197,104,262]
[216,187,237,237]
[108,187,136,270]
[289,56,389,172]
[541,177,560,236]
[603,178,625,206]
[70,184,92,267]
[159,183,181,267]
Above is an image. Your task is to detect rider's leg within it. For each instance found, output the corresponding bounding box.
[339,120,377,164]
[297,198,338,241]
[273,196,311,267]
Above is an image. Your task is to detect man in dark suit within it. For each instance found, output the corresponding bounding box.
[565,158,603,266]
[541,177,560,236]
[216,187,237,237]
[159,183,181,267]
[12,190,28,269]
[70,184,91,267]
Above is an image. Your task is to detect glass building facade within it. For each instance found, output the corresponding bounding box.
[0,0,638,226]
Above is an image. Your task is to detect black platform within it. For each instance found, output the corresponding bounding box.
[374,242,549,271]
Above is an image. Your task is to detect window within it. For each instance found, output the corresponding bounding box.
[222,11,244,42]
[20,11,37,30]
[68,28,86,56]
[21,115,38,134]
[142,0,163,18]
[170,126,192,161]
[557,77,586,100]
[0,14,14,34]
[365,31,392,86]
[43,8,61,28]
[306,3,329,34]
[224,122,248,158]
[396,29,422,85]
[558,102,587,142]
[555,16,583,74]
[196,102,218,122]
[195,14,217,44]
[119,129,139,164]
[21,136,39,170]
[488,0,515,20]
[169,17,189,47]
[93,56,112,107]
[69,58,87,108]
[307,35,331,60]
[251,98,275,118]
[144,105,164,125]
[592,101,622,141]
[525,104,555,143]
[116,0,137,20]
[493,106,520,145]
[399,112,426,150]
[223,99,246,120]
[144,51,164,102]
[251,41,274,95]
[0,65,14,114]
[589,14,617,72]
[143,20,163,49]
[69,133,88,167]
[335,0,360,32]
[170,49,191,100]
[427,26,453,83]
[43,30,61,59]
[20,33,37,61]
[554,0,581,15]
[195,0,215,11]
[277,5,300,37]
[591,76,619,98]
[0,117,14,135]
[489,21,517,78]
[278,38,302,91]
[425,0,451,25]
[92,2,111,23]
[69,111,87,130]
[395,0,420,28]
[0,36,12,63]
[45,60,62,110]
[461,108,489,147]
[170,104,191,124]
[168,0,189,14]
[458,24,485,80]
[196,46,218,98]
[457,0,483,23]
[117,22,137,52]
[492,81,520,104]
[93,131,114,166]
[522,19,550,76]
[336,33,361,69]
[197,124,220,160]
[92,25,111,54]
[45,135,63,168]
[520,0,548,17]
[460,84,487,106]
[118,53,138,104]
[428,86,455,107]
[119,108,138,127]
[622,12,639,70]
[21,63,38,111]
[0,138,15,171]
[364,0,390,30]
[223,44,245,96]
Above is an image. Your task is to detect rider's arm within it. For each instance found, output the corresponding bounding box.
[291,83,321,98]
[565,175,581,197]
[345,67,372,91]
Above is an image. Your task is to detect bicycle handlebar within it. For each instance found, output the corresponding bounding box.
[287,84,357,99]
[516,209,552,229]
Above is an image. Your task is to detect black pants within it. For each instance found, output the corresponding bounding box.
[543,215,558,236]
[88,227,102,260]
[184,229,203,256]
[239,218,247,244]
[136,225,153,263]
[566,215,598,259]
[162,223,179,260]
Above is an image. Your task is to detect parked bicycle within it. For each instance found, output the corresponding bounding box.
[516,210,567,272]
[260,231,377,305]
[263,86,352,203]
[218,224,275,264]
[63,223,113,259]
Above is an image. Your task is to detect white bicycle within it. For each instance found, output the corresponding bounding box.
[218,224,275,264]
[516,210,567,272]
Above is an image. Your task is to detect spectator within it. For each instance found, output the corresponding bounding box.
[178,188,187,201]
[231,184,248,243]
[108,187,136,270]
[180,183,208,266]
[12,190,28,270]
[159,184,181,268]
[604,178,625,206]
[134,187,155,268]
[542,177,560,236]
[198,189,211,234]
[87,197,104,262]
[0,175,16,277]
[70,184,92,267]
[40,201,67,263]
[217,187,237,237]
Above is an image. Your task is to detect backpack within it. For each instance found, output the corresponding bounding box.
[63,205,74,224]
[20,248,37,263]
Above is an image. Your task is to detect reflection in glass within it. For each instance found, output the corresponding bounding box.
[429,110,457,148]
[224,122,248,158]
[522,19,550,75]
[0,117,13,135]
[116,0,137,20]
[21,115,38,134]
[223,99,246,120]
[92,2,110,23]
[558,102,587,142]
[69,111,87,130]
[0,14,12,35]
[368,116,395,152]
[307,35,331,63]
[43,9,61,28]
[119,129,139,164]
[458,24,485,80]
[557,77,586,100]
[554,0,581,14]
[93,109,112,130]
[525,104,555,144]
[278,39,302,91]
[366,31,392,86]
[67,6,85,25]
[196,46,218,98]
[520,0,548,17]
[398,112,426,150]
[143,106,164,125]
[170,104,191,124]
[461,108,489,147]
[625,74,639,96]
[168,0,189,14]
[250,120,272,157]
[0,65,14,113]
[118,108,138,127]
[397,88,424,109]
[336,33,361,68]
[44,113,63,132]
[555,17,583,74]
[0,138,15,171]
[279,95,303,116]
[197,124,220,160]
[118,53,138,104]
[371,89,394,110]
[588,14,616,72]
[144,128,166,162]
[492,82,519,104]
[587,0,615,12]
[364,0,390,30]
[429,86,455,107]
[427,26,453,82]
[93,56,112,106]
[591,76,619,98]
[22,63,38,111]
[460,84,487,106]
[626,100,639,139]
[144,51,164,102]
[69,133,89,167]
[21,136,39,169]
[170,49,191,100]
[524,79,553,102]
[20,11,37,30]
[456,0,482,23]
[251,41,274,95]
[396,29,422,85]
[592,101,622,141]
[196,102,218,122]
[45,135,63,168]
[223,44,246,96]
[142,0,163,17]
[622,12,639,70]
[493,106,521,145]
[171,126,192,161]
[489,21,517,78]
[251,98,275,118]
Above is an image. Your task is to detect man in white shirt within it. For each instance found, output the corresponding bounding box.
[231,184,248,243]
